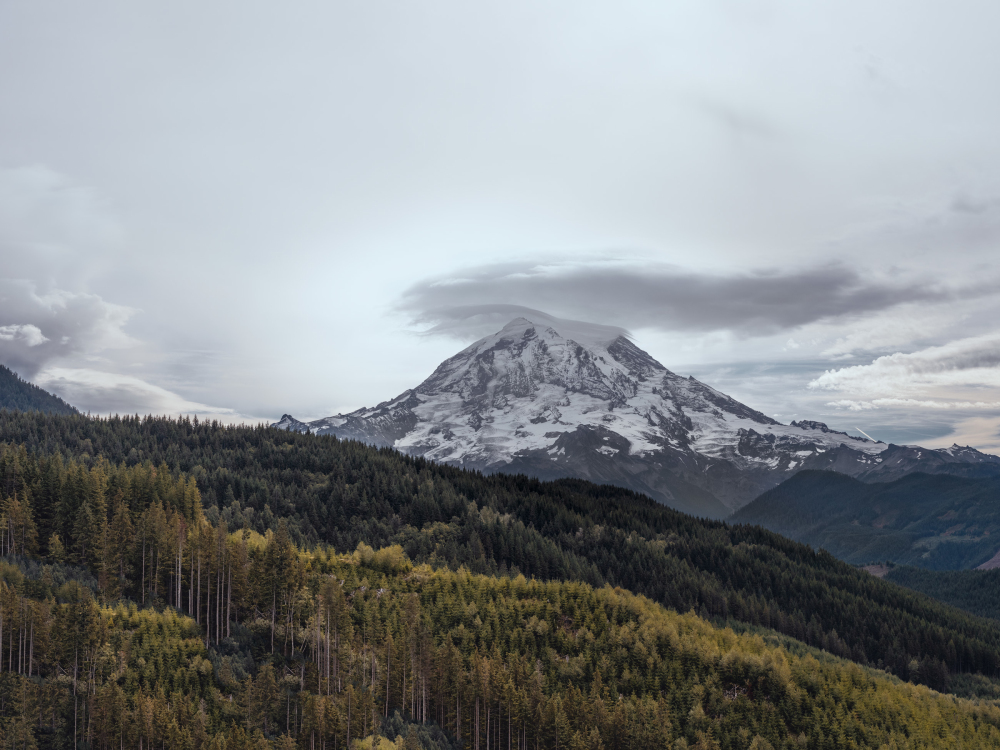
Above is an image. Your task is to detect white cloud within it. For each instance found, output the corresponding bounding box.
[35,367,265,424]
[817,303,967,358]
[0,323,48,348]
[809,334,1000,449]
[826,398,1000,411]
[810,333,1000,397]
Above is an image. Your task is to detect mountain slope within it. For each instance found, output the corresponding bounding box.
[882,565,1000,622]
[9,533,1000,748]
[0,363,77,415]
[276,317,1000,516]
[10,411,1000,690]
[733,470,1000,569]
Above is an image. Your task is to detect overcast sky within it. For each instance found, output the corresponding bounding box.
[2,1,1000,450]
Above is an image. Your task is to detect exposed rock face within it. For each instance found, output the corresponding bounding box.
[276,318,1000,517]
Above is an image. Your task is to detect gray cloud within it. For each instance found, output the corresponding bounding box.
[398,261,964,339]
[692,97,780,140]
[0,166,123,287]
[0,279,133,377]
[403,303,630,344]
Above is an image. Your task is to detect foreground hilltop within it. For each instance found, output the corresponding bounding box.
[5,413,1000,747]
[7,536,1000,749]
[276,317,1000,517]
[2,411,1000,694]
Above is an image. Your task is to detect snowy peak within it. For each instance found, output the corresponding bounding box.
[416,319,656,408]
[941,443,995,462]
[272,317,999,517]
[273,414,310,433]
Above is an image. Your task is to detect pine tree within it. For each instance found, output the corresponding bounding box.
[72,500,96,566]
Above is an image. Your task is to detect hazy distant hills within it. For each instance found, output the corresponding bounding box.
[733,470,1000,570]
[0,363,77,415]
[276,316,1000,518]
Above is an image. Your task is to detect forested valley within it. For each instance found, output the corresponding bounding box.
[4,411,1000,748]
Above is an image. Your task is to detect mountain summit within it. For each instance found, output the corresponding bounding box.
[275,318,1000,517]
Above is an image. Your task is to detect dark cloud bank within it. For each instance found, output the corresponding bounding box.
[399,262,959,339]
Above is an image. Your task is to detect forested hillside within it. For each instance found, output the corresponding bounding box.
[732,470,1000,570]
[883,565,1000,622]
[6,515,1000,749]
[3,413,1000,694]
[0,366,77,416]
[7,414,1000,745]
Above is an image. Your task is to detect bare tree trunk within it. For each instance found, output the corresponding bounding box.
[216,548,222,643]
[176,546,182,609]
[73,650,78,747]
[205,571,211,648]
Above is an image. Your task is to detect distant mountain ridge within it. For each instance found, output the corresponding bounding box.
[0,364,77,415]
[275,317,1000,517]
[733,470,1000,570]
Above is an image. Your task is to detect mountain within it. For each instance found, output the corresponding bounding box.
[732,470,1000,570]
[275,317,1000,517]
[9,410,1000,697]
[0,363,77,415]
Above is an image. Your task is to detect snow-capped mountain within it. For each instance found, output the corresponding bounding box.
[275,318,1000,517]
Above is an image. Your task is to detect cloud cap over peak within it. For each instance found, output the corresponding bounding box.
[407,303,631,347]
[398,260,960,339]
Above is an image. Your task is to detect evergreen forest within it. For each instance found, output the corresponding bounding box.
[882,565,1000,623]
[0,368,77,418]
[733,470,1000,570]
[3,411,1000,748]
